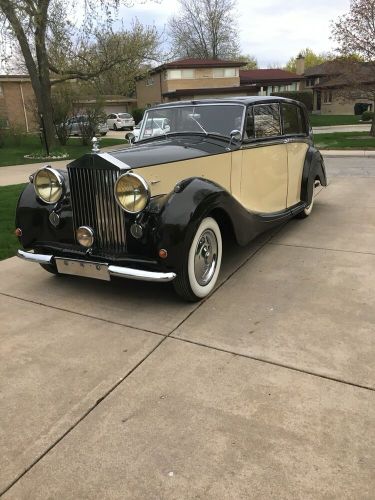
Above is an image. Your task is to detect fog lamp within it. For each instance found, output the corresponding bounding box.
[76,226,94,248]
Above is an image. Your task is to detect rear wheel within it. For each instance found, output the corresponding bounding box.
[173,217,222,302]
[297,180,319,219]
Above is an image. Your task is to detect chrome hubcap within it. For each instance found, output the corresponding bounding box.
[194,229,218,286]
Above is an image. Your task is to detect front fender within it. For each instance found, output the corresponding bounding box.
[301,146,327,205]
[153,177,279,270]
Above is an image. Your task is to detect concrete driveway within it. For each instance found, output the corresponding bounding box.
[1,158,375,499]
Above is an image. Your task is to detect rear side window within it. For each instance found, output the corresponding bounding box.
[282,104,306,135]
[253,104,281,138]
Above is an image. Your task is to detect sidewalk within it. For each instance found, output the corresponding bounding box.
[1,148,374,187]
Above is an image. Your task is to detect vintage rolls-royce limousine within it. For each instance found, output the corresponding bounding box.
[16,97,327,301]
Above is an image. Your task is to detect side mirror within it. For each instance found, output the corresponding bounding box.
[230,129,242,142]
[126,132,135,146]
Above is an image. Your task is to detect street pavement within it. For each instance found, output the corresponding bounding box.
[313,123,371,134]
[0,158,375,498]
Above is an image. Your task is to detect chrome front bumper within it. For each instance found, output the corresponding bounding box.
[17,250,176,283]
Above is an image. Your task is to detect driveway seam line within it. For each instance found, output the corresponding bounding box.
[269,242,375,257]
[0,335,168,497]
[0,292,166,338]
[169,335,375,393]
[0,226,276,495]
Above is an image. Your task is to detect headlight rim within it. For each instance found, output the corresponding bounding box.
[34,166,65,205]
[114,172,150,214]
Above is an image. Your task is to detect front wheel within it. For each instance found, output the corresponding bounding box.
[173,217,222,302]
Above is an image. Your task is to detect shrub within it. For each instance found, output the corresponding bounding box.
[52,85,78,146]
[6,124,27,146]
[362,110,374,122]
[271,91,314,111]
[0,116,7,148]
[132,108,145,124]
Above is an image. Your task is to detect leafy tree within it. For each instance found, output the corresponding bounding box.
[168,0,240,60]
[285,48,330,73]
[331,0,375,135]
[237,54,258,70]
[0,1,160,150]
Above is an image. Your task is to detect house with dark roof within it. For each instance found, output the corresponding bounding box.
[300,60,374,115]
[239,69,302,96]
[135,58,259,108]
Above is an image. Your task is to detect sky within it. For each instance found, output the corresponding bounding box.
[118,0,351,67]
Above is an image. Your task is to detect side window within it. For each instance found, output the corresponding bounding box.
[244,107,255,140]
[253,104,281,138]
[282,104,306,135]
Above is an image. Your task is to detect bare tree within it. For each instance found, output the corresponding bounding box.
[331,0,375,135]
[0,1,160,150]
[168,0,240,60]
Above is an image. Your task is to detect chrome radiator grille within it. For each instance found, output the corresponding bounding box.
[68,166,126,253]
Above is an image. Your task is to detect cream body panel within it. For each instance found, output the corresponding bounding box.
[286,142,309,207]
[230,150,242,200]
[240,144,288,213]
[135,153,232,197]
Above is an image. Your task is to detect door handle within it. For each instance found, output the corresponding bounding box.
[283,139,289,144]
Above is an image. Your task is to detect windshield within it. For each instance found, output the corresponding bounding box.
[139,104,245,141]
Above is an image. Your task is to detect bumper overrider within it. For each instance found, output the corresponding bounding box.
[17,250,176,283]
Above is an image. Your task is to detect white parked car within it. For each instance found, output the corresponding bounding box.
[131,118,170,142]
[107,113,135,131]
[65,115,109,136]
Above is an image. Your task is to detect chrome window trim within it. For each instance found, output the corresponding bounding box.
[140,103,247,141]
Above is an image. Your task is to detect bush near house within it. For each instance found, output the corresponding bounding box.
[132,108,145,125]
[362,111,374,122]
[271,91,313,111]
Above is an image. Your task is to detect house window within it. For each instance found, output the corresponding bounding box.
[323,91,333,104]
[212,67,237,78]
[167,69,195,79]
[146,77,154,86]
[306,78,314,87]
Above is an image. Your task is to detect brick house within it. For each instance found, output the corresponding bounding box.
[136,58,260,108]
[239,69,302,96]
[0,75,37,131]
[136,58,303,109]
[299,60,374,115]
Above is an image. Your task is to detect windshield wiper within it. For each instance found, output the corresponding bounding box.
[189,115,208,135]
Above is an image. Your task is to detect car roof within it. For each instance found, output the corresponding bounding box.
[153,96,303,108]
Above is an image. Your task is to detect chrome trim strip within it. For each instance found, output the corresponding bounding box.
[97,152,131,170]
[17,249,52,264]
[17,250,176,282]
[108,265,176,282]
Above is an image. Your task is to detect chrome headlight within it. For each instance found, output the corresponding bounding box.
[114,172,150,214]
[34,167,64,204]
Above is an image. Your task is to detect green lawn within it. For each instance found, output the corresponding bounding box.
[314,131,375,149]
[0,135,126,167]
[0,184,26,260]
[309,115,363,127]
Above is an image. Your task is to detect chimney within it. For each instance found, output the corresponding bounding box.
[296,54,305,75]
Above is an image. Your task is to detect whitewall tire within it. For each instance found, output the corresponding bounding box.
[173,217,222,301]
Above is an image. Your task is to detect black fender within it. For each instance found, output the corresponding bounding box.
[15,170,74,249]
[301,146,328,205]
[153,177,290,271]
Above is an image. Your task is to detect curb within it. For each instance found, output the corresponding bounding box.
[321,150,375,158]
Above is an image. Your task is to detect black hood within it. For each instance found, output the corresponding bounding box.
[109,135,230,169]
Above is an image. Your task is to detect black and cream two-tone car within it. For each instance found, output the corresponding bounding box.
[16,97,327,301]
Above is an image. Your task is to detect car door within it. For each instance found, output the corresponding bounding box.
[239,103,288,213]
[281,103,310,207]
[107,114,114,129]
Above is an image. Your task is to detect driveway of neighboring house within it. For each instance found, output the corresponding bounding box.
[0,157,374,499]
